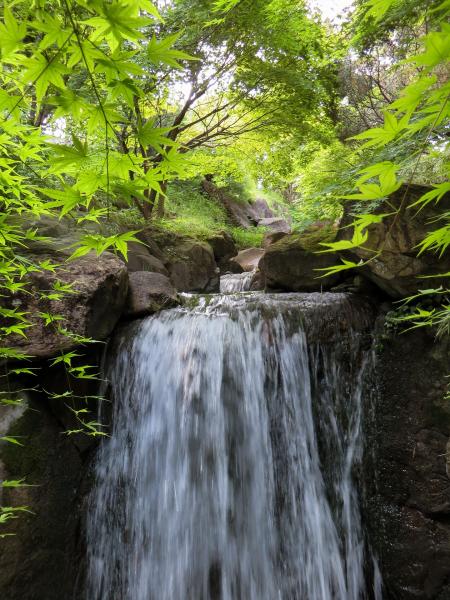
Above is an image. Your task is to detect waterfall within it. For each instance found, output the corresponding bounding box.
[220,271,256,293]
[86,292,379,600]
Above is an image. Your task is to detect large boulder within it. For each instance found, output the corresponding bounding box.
[229,248,265,272]
[3,250,128,359]
[125,227,219,293]
[124,242,169,276]
[167,239,219,293]
[207,232,240,275]
[260,234,342,292]
[338,184,450,298]
[262,231,289,248]
[201,179,274,228]
[257,217,291,234]
[251,198,274,220]
[207,232,237,269]
[125,272,179,318]
[135,230,167,262]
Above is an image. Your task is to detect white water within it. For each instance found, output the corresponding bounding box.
[86,293,379,600]
[220,271,256,293]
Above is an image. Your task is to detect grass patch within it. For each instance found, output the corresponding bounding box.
[231,227,266,249]
[161,180,229,239]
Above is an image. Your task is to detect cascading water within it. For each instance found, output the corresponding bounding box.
[220,271,256,293]
[86,292,380,600]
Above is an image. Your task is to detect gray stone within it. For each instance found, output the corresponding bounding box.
[259,234,341,292]
[257,217,291,234]
[135,229,167,261]
[125,242,169,275]
[249,270,265,291]
[167,240,219,293]
[125,272,179,317]
[229,248,265,272]
[2,251,128,359]
[207,232,237,265]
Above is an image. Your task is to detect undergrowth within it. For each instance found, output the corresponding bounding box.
[162,180,229,238]
[231,227,267,249]
[99,180,277,248]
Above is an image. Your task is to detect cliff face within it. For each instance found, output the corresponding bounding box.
[0,389,87,600]
[365,324,450,599]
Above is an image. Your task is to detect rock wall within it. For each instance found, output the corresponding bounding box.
[0,390,89,600]
[366,322,450,599]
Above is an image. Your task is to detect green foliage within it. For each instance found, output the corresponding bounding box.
[382,289,450,338]
[291,141,357,228]
[352,0,443,50]
[0,0,195,535]
[142,0,342,219]
[230,227,266,250]
[322,0,450,328]
[154,176,276,246]
[0,0,188,387]
[158,179,279,248]
[160,180,228,238]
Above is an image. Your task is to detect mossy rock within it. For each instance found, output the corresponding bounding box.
[297,225,337,251]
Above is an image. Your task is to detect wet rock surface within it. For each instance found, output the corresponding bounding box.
[0,392,86,600]
[180,291,376,342]
[366,325,450,599]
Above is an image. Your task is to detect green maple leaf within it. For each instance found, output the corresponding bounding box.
[0,7,27,59]
[22,53,68,102]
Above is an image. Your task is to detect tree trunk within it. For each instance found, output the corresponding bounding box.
[156,182,168,219]
[133,193,154,220]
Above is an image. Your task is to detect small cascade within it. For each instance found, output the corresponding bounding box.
[220,271,256,293]
[86,292,380,600]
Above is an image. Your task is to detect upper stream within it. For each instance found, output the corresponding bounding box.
[86,292,380,600]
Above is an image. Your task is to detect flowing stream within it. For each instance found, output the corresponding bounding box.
[86,292,379,600]
[220,271,256,293]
